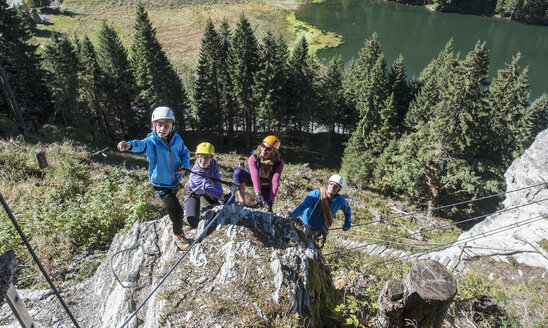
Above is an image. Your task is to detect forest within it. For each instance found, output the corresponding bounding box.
[1,0,548,215]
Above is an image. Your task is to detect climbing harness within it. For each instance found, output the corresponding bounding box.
[178,167,265,208]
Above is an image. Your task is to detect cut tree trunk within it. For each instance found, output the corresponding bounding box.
[377,259,457,328]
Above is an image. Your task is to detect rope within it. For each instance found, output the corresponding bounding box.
[0,191,81,328]
[117,190,237,328]
[330,181,547,231]
[324,197,548,256]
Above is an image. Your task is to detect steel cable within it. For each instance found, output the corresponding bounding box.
[329,181,547,231]
[0,191,81,328]
[324,197,548,256]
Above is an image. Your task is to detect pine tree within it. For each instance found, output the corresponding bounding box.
[0,2,51,127]
[518,93,548,151]
[406,40,455,130]
[320,56,347,153]
[227,13,259,144]
[341,34,389,185]
[485,53,530,166]
[387,54,412,135]
[195,19,223,132]
[287,36,316,133]
[130,4,189,132]
[97,21,136,139]
[252,31,288,132]
[218,19,235,135]
[42,34,80,126]
[78,35,108,139]
[432,41,489,158]
[341,59,358,134]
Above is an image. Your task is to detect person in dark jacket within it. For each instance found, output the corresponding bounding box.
[290,174,351,247]
[183,142,233,229]
[233,135,284,211]
[117,106,191,251]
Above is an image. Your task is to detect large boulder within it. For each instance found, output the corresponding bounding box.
[432,129,548,269]
[0,205,337,327]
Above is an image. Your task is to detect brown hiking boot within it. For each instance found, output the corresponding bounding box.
[172,233,191,251]
[182,225,192,232]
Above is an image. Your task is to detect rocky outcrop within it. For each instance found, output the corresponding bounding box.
[0,205,337,327]
[431,129,548,269]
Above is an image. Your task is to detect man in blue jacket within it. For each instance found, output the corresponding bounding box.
[290,174,351,247]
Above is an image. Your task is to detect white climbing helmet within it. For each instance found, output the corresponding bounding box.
[151,106,175,123]
[328,174,343,188]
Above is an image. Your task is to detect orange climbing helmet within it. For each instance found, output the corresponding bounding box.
[263,135,281,150]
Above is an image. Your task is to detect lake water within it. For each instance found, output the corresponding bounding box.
[295,0,548,99]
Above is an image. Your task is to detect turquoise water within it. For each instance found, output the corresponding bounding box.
[295,0,548,99]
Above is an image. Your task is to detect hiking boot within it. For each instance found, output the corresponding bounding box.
[168,220,192,232]
[172,233,191,251]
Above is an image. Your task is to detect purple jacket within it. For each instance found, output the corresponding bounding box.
[185,158,223,199]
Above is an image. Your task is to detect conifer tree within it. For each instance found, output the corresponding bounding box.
[78,35,108,139]
[130,4,189,132]
[97,21,136,138]
[195,19,223,132]
[485,53,530,166]
[287,36,316,133]
[341,59,358,134]
[274,34,290,130]
[0,1,50,127]
[518,93,548,152]
[42,34,80,126]
[341,34,389,185]
[432,41,489,158]
[320,56,347,152]
[405,40,455,130]
[217,19,235,135]
[252,31,288,132]
[227,13,259,142]
[387,54,412,135]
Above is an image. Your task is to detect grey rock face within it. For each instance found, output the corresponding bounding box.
[0,205,336,327]
[432,129,548,269]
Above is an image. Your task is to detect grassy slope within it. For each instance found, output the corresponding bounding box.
[34,0,342,72]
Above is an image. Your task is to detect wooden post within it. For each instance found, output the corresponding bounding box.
[6,283,34,328]
[377,259,457,328]
[0,63,28,135]
[1,251,34,328]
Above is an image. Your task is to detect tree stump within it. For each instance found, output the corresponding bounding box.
[35,150,48,169]
[377,259,457,328]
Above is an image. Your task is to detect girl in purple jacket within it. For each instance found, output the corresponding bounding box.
[183,142,230,228]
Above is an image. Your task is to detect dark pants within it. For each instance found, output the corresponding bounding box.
[154,187,183,235]
[184,192,219,228]
[233,168,272,202]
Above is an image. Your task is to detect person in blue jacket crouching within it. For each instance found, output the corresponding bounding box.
[289,174,351,247]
